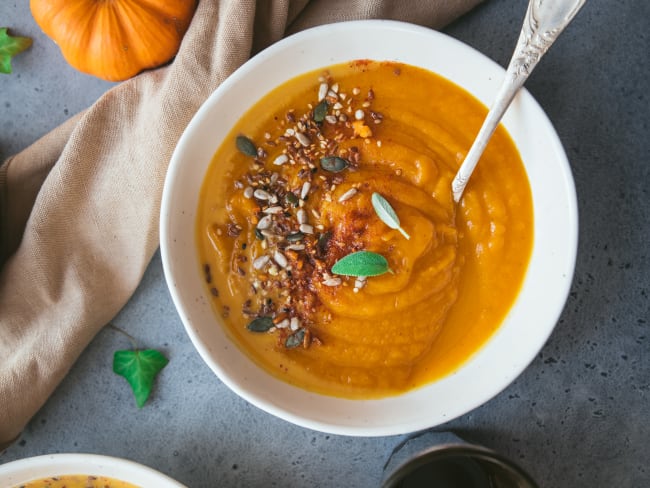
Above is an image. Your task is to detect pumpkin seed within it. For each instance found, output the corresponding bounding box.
[285,192,299,207]
[286,232,304,242]
[247,316,274,332]
[285,328,306,348]
[313,99,329,123]
[236,135,257,157]
[255,228,264,240]
[320,156,349,173]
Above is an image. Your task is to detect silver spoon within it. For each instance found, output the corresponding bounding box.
[451,0,586,203]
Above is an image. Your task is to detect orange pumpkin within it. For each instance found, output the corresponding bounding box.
[30,0,198,81]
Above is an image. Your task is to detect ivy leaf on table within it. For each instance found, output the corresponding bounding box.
[113,349,169,408]
[0,28,32,74]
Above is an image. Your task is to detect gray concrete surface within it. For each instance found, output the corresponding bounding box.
[1,0,648,487]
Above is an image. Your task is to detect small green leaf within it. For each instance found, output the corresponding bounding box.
[113,349,169,408]
[313,99,329,123]
[236,135,258,157]
[285,328,305,348]
[331,250,391,277]
[371,192,410,239]
[320,156,349,173]
[247,316,274,332]
[0,28,32,74]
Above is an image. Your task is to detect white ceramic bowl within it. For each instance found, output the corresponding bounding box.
[0,453,186,487]
[160,20,578,436]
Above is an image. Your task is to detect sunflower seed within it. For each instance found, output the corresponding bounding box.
[323,277,342,287]
[296,132,311,147]
[263,206,284,214]
[297,208,308,224]
[300,182,311,200]
[276,318,290,329]
[273,154,289,166]
[273,251,288,268]
[290,317,300,331]
[257,215,272,230]
[318,83,328,101]
[338,188,358,202]
[299,224,314,234]
[253,255,270,270]
[285,244,305,251]
[253,189,272,200]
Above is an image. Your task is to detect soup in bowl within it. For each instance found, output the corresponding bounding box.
[0,454,185,488]
[160,20,577,436]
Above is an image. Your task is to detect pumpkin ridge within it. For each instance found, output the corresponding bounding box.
[113,0,180,69]
[30,0,197,81]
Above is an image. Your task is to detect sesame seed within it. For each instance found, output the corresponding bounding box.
[243,187,254,199]
[325,115,337,124]
[352,87,361,95]
[331,83,339,93]
[264,132,271,140]
[285,128,295,136]
[311,209,321,219]
[362,101,371,108]
[333,102,343,110]
[327,90,338,99]
[234,180,244,189]
[355,109,364,120]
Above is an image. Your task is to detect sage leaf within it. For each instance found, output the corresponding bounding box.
[236,135,258,157]
[285,328,305,348]
[320,156,349,173]
[247,316,274,332]
[113,349,169,408]
[331,250,391,277]
[371,192,410,239]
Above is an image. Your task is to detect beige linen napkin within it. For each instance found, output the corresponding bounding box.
[0,0,482,450]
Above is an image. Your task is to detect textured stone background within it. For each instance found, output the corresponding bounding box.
[1,0,648,487]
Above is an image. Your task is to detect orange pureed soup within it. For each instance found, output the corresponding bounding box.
[15,475,138,488]
[197,61,533,399]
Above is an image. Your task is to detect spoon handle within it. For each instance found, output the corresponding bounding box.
[451,0,586,203]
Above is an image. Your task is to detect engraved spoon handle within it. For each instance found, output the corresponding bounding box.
[451,0,586,203]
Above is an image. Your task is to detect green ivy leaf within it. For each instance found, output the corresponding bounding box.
[331,250,391,277]
[0,28,32,74]
[113,349,169,408]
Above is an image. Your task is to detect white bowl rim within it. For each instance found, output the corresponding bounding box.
[160,19,578,437]
[0,453,186,487]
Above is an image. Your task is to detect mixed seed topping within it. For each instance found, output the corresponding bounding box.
[207,72,389,349]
